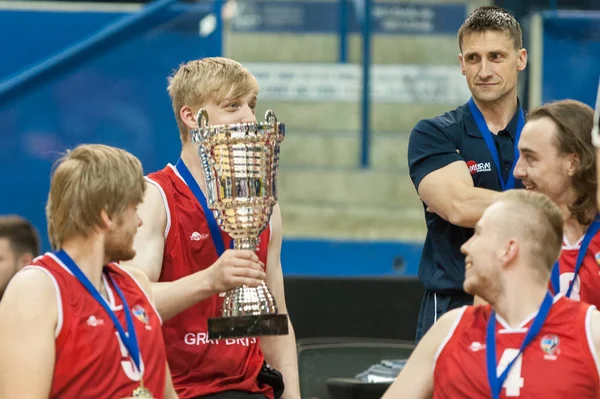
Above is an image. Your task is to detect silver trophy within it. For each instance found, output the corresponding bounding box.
[191,108,289,340]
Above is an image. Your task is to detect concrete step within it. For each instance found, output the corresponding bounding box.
[227,32,459,65]
[224,0,491,64]
[277,168,420,208]
[279,131,410,170]
[279,201,427,240]
[255,101,458,135]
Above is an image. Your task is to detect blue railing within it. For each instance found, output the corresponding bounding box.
[360,0,372,169]
[338,0,348,63]
[337,0,372,168]
[0,0,369,166]
[0,0,220,107]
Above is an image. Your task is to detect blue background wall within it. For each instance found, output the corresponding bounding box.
[1,4,598,277]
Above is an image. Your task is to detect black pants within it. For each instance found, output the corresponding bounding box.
[193,391,269,399]
[415,289,473,343]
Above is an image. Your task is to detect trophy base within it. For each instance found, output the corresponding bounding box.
[208,314,289,340]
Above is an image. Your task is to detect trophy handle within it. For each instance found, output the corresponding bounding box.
[265,110,278,125]
[196,108,210,128]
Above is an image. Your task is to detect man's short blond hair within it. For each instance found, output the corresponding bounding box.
[46,144,145,249]
[167,57,259,143]
[495,190,564,276]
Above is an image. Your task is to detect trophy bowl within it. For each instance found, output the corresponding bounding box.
[191,108,289,340]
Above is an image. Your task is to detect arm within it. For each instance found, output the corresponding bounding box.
[0,268,57,398]
[417,161,499,228]
[123,182,266,321]
[122,182,219,321]
[408,119,500,228]
[381,308,463,399]
[260,203,301,399]
[163,363,179,399]
[123,182,167,283]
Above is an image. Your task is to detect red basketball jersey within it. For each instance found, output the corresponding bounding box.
[551,232,600,308]
[434,296,600,399]
[147,164,273,399]
[29,253,166,399]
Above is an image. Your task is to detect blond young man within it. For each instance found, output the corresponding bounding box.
[0,144,177,399]
[121,58,300,399]
[383,190,600,399]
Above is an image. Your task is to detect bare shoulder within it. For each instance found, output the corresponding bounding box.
[436,306,467,329]
[120,179,168,280]
[121,266,153,299]
[141,180,167,218]
[0,267,58,323]
[144,178,163,199]
[4,267,57,298]
[437,307,465,324]
[134,180,168,241]
[380,307,466,399]
[409,307,466,367]
[428,307,465,341]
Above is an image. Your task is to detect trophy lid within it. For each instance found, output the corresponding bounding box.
[190,109,285,145]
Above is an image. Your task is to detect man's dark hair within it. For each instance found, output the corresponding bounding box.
[0,215,40,257]
[458,6,523,51]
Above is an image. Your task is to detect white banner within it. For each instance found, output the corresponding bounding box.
[245,63,471,104]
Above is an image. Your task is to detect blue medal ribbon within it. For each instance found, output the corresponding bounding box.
[486,292,553,399]
[55,249,142,372]
[550,216,600,298]
[175,158,233,256]
[467,98,525,191]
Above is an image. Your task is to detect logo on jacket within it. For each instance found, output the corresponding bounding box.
[540,334,560,360]
[466,160,492,175]
[132,305,152,330]
[86,315,104,327]
[468,341,486,352]
[595,252,600,267]
[190,231,209,241]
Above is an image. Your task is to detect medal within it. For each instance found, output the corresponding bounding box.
[132,380,153,397]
